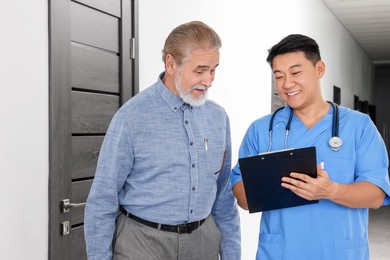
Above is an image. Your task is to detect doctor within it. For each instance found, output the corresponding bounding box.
[231,34,390,260]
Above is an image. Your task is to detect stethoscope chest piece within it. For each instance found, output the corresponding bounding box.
[328,136,342,151]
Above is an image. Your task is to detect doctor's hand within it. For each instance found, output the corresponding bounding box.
[281,164,385,208]
[281,164,336,201]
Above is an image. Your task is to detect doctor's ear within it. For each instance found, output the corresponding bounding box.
[316,60,326,77]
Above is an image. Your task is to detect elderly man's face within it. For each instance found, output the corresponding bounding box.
[174,48,220,107]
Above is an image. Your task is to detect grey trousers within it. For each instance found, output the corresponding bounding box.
[113,213,221,260]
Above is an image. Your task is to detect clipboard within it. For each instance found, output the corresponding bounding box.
[239,146,318,213]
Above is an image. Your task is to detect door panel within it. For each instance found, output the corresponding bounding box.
[76,0,121,17]
[71,1,119,52]
[49,0,137,259]
[71,43,120,93]
[71,91,119,134]
[70,226,87,260]
[71,136,104,180]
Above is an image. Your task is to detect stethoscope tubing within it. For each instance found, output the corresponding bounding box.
[268,101,341,151]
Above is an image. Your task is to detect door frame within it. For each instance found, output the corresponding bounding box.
[48,0,139,258]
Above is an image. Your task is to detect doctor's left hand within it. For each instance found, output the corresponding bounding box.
[281,164,336,201]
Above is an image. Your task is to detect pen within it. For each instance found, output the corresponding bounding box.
[204,137,208,151]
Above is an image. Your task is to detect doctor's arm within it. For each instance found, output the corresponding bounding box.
[230,120,265,211]
[281,165,386,209]
[232,181,249,210]
[328,180,385,209]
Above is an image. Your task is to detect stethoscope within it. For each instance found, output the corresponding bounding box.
[268,101,343,152]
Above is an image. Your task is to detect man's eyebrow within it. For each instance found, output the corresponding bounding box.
[273,64,302,74]
[195,65,210,70]
[194,64,219,70]
[289,64,302,69]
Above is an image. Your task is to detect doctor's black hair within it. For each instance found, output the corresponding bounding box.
[266,34,321,68]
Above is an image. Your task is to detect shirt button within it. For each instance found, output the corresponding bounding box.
[185,120,188,124]
[192,187,196,191]
[192,164,195,168]
[190,142,193,145]
[190,210,193,213]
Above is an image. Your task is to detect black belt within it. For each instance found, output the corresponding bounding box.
[120,208,206,234]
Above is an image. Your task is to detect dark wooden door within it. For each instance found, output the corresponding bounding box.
[49,0,138,259]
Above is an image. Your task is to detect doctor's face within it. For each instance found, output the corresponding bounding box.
[174,48,219,107]
[272,51,325,110]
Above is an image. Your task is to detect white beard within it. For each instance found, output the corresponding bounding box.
[175,73,209,107]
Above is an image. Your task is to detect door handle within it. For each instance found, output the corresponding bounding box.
[61,199,86,213]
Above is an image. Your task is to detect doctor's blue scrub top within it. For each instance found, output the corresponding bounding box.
[231,105,390,260]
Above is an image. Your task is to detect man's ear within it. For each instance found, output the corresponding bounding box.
[316,60,326,78]
[165,54,176,75]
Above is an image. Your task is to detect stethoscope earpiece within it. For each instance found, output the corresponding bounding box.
[268,101,342,152]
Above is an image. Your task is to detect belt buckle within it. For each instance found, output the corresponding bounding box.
[177,224,188,234]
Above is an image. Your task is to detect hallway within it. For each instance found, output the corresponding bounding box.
[369,205,390,259]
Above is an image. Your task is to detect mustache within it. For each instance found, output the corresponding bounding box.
[191,85,209,91]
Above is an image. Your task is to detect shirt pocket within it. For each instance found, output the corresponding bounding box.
[323,157,355,183]
[334,237,369,260]
[257,233,284,260]
[204,136,226,178]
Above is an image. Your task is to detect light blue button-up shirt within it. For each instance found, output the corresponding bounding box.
[85,74,240,260]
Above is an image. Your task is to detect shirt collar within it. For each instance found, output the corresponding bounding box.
[156,72,186,112]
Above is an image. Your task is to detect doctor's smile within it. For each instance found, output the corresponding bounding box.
[286,90,301,96]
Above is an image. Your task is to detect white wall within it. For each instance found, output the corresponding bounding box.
[138,0,373,259]
[0,0,373,259]
[375,66,390,143]
[0,1,48,260]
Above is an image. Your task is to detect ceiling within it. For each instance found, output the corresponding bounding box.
[323,0,390,64]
